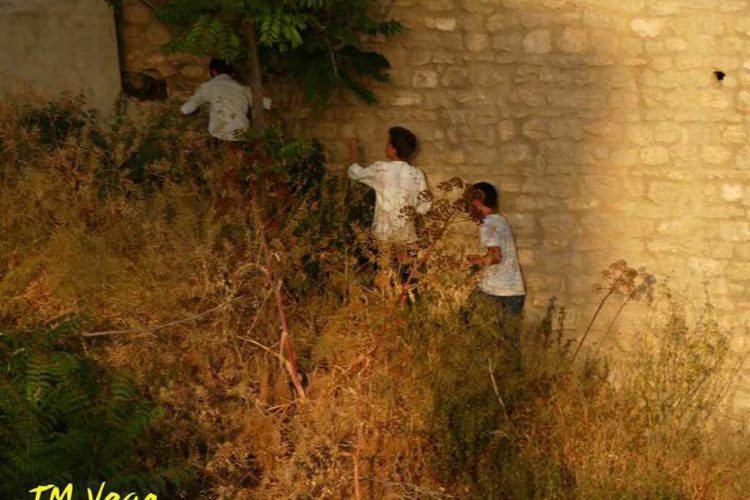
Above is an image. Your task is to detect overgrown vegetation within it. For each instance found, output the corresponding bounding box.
[156,0,402,105]
[0,317,190,498]
[107,0,403,128]
[1,98,749,498]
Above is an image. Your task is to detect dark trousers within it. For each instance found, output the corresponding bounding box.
[496,294,526,316]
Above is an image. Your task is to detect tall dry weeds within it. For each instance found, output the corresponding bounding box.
[2,97,750,498]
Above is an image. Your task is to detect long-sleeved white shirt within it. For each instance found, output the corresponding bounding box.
[180,74,272,141]
[348,160,431,243]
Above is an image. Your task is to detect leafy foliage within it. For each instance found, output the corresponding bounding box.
[0,318,192,497]
[157,0,403,105]
[20,96,100,150]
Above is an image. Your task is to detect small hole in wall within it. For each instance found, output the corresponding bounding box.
[122,71,168,101]
[714,70,726,82]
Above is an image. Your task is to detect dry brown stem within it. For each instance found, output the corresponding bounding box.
[250,196,307,402]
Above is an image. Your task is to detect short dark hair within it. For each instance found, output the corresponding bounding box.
[209,58,234,75]
[472,182,499,209]
[388,126,418,161]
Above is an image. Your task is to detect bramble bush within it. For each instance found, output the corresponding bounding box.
[1,97,750,498]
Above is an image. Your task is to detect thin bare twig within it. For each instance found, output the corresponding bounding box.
[571,288,615,363]
[237,334,302,390]
[354,376,364,500]
[241,289,273,338]
[593,297,631,358]
[488,359,519,434]
[138,0,160,11]
[488,359,505,408]
[81,297,240,338]
[250,196,307,401]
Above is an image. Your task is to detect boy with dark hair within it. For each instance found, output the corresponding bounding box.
[467,182,526,315]
[348,127,430,243]
[180,57,271,141]
[208,58,234,76]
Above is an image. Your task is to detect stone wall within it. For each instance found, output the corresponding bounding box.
[0,0,120,113]
[120,0,207,97]
[117,0,750,406]
[304,0,750,403]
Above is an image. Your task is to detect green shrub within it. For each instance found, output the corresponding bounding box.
[0,317,192,497]
[21,96,96,149]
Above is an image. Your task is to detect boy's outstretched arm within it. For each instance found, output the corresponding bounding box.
[347,138,385,191]
[467,247,502,267]
[180,86,206,115]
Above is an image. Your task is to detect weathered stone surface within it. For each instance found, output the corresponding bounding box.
[425,17,457,31]
[722,184,745,202]
[145,22,171,46]
[631,18,664,38]
[122,2,151,26]
[178,64,206,80]
[412,70,439,88]
[465,33,490,52]
[702,146,732,165]
[114,0,750,376]
[523,30,552,54]
[639,146,670,166]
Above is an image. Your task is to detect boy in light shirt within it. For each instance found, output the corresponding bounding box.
[467,182,526,316]
[180,58,272,142]
[347,127,431,244]
[348,127,431,297]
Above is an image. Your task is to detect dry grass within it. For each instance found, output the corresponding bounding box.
[2,97,750,498]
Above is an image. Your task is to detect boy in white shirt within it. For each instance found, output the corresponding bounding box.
[180,58,272,141]
[347,127,431,244]
[467,182,526,316]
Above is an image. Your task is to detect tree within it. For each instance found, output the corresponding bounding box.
[155,0,403,128]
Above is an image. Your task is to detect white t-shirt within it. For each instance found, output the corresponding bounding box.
[348,160,431,243]
[180,74,272,141]
[478,213,525,296]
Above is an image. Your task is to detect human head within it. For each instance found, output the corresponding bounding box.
[385,126,418,162]
[209,58,234,77]
[471,182,499,218]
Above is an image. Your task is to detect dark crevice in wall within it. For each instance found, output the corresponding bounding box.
[122,71,167,101]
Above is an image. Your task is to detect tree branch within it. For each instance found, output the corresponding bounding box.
[242,18,267,129]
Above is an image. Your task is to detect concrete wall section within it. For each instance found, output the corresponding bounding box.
[0,0,121,112]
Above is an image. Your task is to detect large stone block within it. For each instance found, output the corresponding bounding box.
[412,69,439,88]
[720,221,750,242]
[522,30,552,54]
[631,18,664,38]
[639,146,670,166]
